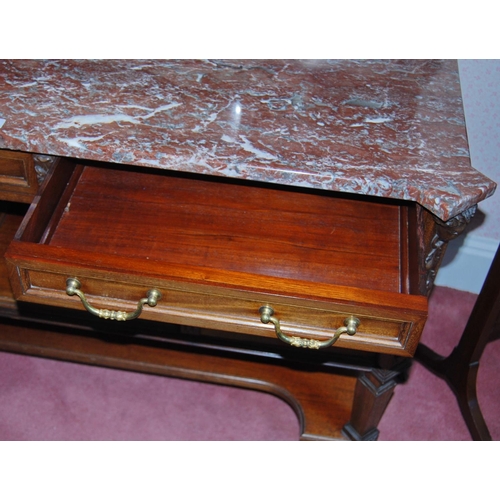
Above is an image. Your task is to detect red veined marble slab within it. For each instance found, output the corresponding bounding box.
[0,59,495,220]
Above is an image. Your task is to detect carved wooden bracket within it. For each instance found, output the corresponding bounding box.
[418,205,477,295]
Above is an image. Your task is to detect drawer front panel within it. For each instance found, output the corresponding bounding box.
[5,159,428,357]
[12,267,425,356]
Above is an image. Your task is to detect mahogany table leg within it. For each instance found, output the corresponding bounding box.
[342,361,410,441]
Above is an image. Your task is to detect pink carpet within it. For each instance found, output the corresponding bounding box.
[0,286,498,440]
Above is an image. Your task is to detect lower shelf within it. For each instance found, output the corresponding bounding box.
[0,320,359,440]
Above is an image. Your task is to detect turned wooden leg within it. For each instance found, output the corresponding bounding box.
[342,359,410,441]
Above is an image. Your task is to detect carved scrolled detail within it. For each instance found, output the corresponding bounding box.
[33,154,58,185]
[421,205,477,294]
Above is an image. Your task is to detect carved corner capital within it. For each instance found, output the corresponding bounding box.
[420,205,477,295]
[434,205,477,242]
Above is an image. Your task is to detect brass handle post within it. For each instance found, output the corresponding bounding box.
[259,305,359,349]
[66,278,161,321]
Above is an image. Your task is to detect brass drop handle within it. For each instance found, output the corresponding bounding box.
[65,278,161,321]
[259,305,360,349]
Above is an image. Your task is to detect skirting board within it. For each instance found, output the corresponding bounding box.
[434,234,499,294]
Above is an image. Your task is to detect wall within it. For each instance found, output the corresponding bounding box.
[435,59,500,293]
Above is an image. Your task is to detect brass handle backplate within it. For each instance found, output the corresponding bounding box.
[66,278,161,321]
[259,305,359,349]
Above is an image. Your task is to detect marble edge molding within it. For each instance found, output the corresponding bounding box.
[0,133,495,222]
[0,59,497,221]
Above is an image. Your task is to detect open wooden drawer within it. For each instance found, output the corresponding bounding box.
[5,158,428,356]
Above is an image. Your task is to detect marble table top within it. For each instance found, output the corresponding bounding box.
[0,59,496,221]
